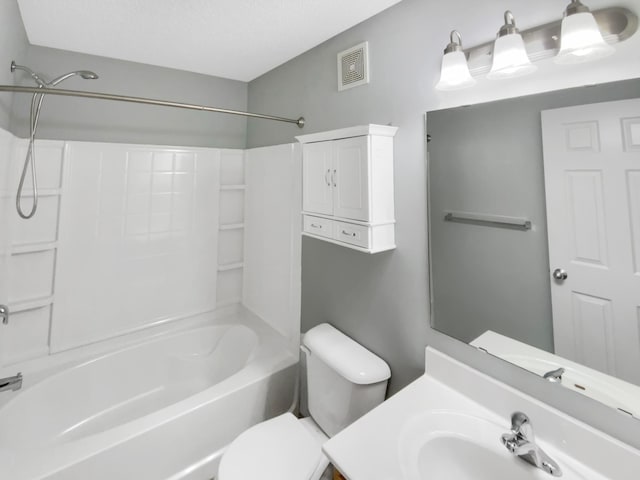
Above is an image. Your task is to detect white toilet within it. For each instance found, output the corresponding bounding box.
[218,323,391,480]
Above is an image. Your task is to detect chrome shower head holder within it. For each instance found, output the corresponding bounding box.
[10,60,47,87]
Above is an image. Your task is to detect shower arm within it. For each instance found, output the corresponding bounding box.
[0,85,305,128]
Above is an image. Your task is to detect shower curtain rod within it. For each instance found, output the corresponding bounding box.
[0,85,305,128]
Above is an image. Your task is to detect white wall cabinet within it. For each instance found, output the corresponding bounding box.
[297,124,397,253]
[301,141,333,215]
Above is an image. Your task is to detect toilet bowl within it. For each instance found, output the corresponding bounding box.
[218,323,390,480]
[219,413,329,480]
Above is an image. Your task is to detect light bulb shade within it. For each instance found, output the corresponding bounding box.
[435,51,476,91]
[555,12,614,64]
[487,33,537,79]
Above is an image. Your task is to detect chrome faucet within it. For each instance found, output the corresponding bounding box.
[0,372,22,393]
[543,367,565,383]
[501,412,562,477]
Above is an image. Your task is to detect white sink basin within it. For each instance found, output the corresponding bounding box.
[322,349,640,480]
[398,412,591,480]
[417,436,524,479]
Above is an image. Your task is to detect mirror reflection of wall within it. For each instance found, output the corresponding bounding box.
[427,78,640,410]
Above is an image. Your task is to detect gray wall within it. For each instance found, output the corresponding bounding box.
[246,0,640,447]
[429,79,640,352]
[0,0,29,132]
[248,0,433,394]
[10,46,249,148]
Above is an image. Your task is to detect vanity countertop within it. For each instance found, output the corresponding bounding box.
[323,348,640,480]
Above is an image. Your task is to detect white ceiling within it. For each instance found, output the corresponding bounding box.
[16,0,403,82]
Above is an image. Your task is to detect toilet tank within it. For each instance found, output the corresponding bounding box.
[302,323,391,437]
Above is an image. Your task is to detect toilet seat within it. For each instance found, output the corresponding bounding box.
[218,413,327,480]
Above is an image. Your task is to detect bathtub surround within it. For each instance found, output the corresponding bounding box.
[246,0,640,445]
[1,134,226,361]
[0,131,15,343]
[244,144,302,353]
[2,139,63,363]
[0,128,302,366]
[0,129,302,477]
[54,142,223,350]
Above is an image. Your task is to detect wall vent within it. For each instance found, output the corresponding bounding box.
[337,41,369,91]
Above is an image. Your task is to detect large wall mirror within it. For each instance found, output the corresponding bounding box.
[427,78,640,419]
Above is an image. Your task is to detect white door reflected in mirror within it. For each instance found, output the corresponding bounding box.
[541,98,640,386]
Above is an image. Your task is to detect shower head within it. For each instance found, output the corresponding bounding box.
[48,70,99,86]
[10,60,99,87]
[78,71,99,80]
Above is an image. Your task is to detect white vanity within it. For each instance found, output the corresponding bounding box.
[323,348,640,479]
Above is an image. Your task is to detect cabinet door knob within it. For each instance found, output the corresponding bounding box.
[325,169,331,186]
[342,230,356,237]
[332,169,337,187]
[311,223,322,229]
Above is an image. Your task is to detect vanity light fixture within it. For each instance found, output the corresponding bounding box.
[487,11,537,79]
[435,30,476,91]
[434,6,637,90]
[555,0,615,64]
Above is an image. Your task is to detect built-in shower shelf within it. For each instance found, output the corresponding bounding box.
[11,241,58,254]
[217,262,244,272]
[220,185,246,191]
[219,223,245,231]
[10,295,54,313]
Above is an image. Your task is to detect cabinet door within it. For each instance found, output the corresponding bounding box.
[302,142,333,215]
[332,136,370,221]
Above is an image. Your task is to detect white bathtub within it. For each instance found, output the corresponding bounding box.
[0,306,298,480]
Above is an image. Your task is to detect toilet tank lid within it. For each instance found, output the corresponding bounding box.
[302,323,391,385]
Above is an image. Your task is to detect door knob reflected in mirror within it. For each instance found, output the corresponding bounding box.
[0,304,8,325]
[552,268,568,281]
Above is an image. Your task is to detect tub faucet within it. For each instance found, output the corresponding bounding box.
[543,367,565,383]
[0,372,22,393]
[501,412,562,477]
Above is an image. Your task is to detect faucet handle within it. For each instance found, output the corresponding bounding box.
[501,412,534,452]
[511,411,529,431]
[510,411,534,440]
[543,367,565,382]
